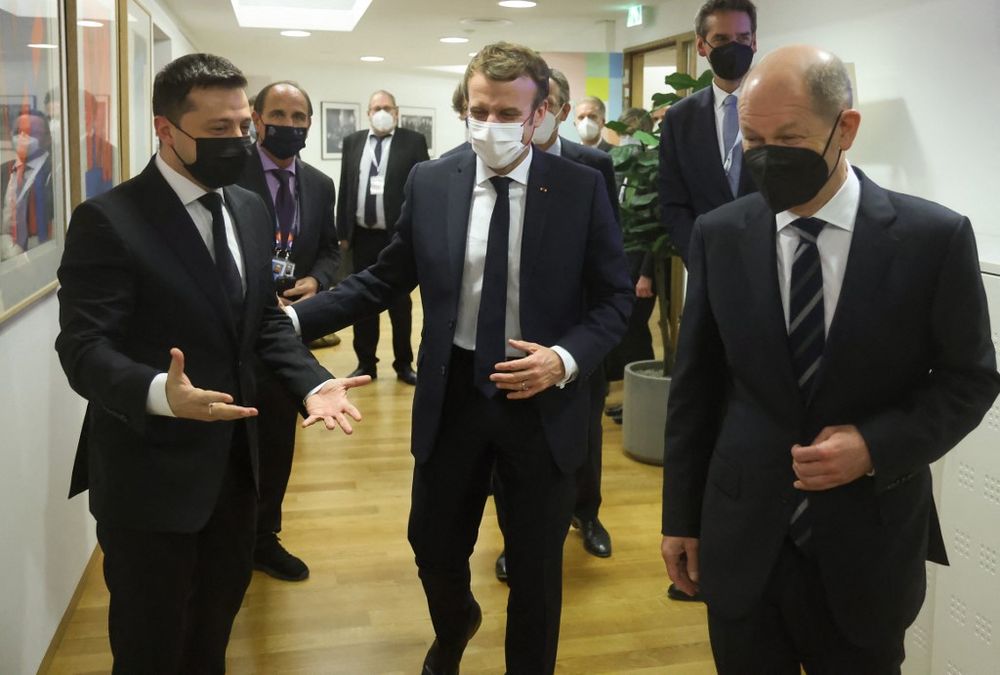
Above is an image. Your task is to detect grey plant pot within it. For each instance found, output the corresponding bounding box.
[622,359,670,466]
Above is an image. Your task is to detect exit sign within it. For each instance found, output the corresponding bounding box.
[626,5,644,28]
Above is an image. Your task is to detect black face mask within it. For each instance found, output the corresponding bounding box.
[707,41,754,81]
[744,112,844,213]
[260,124,307,160]
[170,123,252,189]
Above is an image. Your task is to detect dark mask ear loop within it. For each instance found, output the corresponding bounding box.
[819,110,845,184]
[168,119,196,167]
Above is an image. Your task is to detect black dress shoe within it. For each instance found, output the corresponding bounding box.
[611,410,623,425]
[421,601,482,675]
[348,365,377,379]
[667,583,704,602]
[604,403,623,417]
[571,517,612,557]
[253,534,309,581]
[395,366,418,385]
[495,551,508,583]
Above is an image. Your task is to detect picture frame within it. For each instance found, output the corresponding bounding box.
[118,0,153,179]
[398,106,435,157]
[320,102,360,159]
[0,0,69,325]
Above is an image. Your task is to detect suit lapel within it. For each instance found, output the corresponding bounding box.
[292,157,313,264]
[693,88,731,203]
[519,151,550,281]
[446,152,477,290]
[246,146,276,223]
[224,185,261,346]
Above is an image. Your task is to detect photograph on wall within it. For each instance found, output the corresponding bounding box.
[398,106,435,156]
[321,102,359,159]
[77,0,120,200]
[0,2,68,324]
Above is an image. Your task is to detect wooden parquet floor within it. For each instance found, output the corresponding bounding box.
[42,296,714,674]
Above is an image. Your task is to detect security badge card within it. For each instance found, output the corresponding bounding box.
[369,175,385,195]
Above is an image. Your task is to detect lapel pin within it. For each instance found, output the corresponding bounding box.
[539,186,548,193]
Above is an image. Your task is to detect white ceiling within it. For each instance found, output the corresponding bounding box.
[160,0,631,71]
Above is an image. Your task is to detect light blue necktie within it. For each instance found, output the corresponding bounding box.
[722,94,741,197]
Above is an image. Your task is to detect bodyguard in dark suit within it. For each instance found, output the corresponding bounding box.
[1,110,54,260]
[658,0,759,265]
[337,90,429,383]
[237,81,341,582]
[289,43,633,674]
[55,54,369,674]
[661,46,1000,673]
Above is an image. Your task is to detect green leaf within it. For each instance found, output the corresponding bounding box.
[695,69,715,90]
[634,130,659,147]
[630,192,657,207]
[605,120,630,134]
[651,92,682,107]
[663,72,700,90]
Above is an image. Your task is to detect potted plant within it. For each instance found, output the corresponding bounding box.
[606,70,713,465]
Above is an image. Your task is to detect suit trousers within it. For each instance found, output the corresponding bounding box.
[351,225,413,371]
[605,252,656,381]
[96,429,257,675]
[254,368,299,538]
[409,347,576,675]
[708,538,905,675]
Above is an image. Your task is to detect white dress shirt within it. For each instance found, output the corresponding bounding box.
[775,162,860,334]
[146,152,248,416]
[453,147,577,384]
[542,136,562,157]
[355,130,394,229]
[712,82,742,168]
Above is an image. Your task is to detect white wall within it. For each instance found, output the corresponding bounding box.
[0,1,194,673]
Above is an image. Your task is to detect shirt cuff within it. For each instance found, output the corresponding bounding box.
[303,379,335,406]
[146,372,176,417]
[550,345,578,388]
[284,305,302,336]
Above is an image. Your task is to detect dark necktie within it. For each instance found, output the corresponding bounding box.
[364,135,384,226]
[198,192,244,328]
[272,169,295,246]
[787,216,826,550]
[474,176,513,398]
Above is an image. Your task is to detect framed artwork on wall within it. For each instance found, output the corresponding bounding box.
[0,0,69,324]
[398,106,435,156]
[320,101,359,159]
[118,0,153,179]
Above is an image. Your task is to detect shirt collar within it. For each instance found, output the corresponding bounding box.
[542,136,562,157]
[713,82,742,110]
[13,152,49,171]
[775,160,860,234]
[155,151,223,207]
[476,145,533,188]
[257,145,296,175]
[366,129,394,141]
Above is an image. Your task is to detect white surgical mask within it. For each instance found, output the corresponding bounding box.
[531,111,558,145]
[13,135,41,159]
[468,117,531,170]
[370,109,395,133]
[576,117,600,143]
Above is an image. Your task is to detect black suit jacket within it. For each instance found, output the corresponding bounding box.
[294,149,633,473]
[237,145,340,289]
[658,86,756,263]
[56,157,331,533]
[336,126,429,242]
[559,137,619,224]
[662,167,1000,646]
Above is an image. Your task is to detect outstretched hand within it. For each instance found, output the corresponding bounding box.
[302,375,372,433]
[165,348,258,421]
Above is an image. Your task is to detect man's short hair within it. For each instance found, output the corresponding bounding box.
[549,69,571,108]
[451,81,467,115]
[153,53,247,123]
[578,96,606,119]
[464,42,550,109]
[618,107,653,134]
[805,55,853,122]
[368,90,397,109]
[695,0,758,37]
[254,81,313,117]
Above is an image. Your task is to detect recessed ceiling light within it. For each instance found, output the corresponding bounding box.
[280,30,311,37]
[77,20,104,28]
[360,56,384,62]
[440,36,470,44]
[498,0,537,8]
[27,43,58,49]
[232,0,373,32]
[468,51,478,57]
[460,17,512,27]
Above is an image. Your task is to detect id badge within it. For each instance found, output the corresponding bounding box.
[271,257,296,280]
[369,175,386,196]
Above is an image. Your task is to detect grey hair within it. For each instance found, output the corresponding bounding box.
[549,69,571,108]
[805,55,853,121]
[578,95,606,118]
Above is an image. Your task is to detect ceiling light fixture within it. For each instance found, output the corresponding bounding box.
[498,1,537,8]
[360,56,385,62]
[231,0,373,32]
[27,43,59,49]
[440,36,470,44]
[77,20,105,28]
[280,30,311,37]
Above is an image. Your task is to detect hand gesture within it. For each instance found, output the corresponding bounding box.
[792,424,874,491]
[489,339,566,400]
[165,348,258,421]
[282,275,320,303]
[302,375,372,432]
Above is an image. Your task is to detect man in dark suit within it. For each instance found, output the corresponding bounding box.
[2,110,54,260]
[288,42,633,674]
[658,0,759,265]
[55,54,369,674]
[491,69,619,581]
[236,80,341,582]
[337,89,429,384]
[661,45,1000,673]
